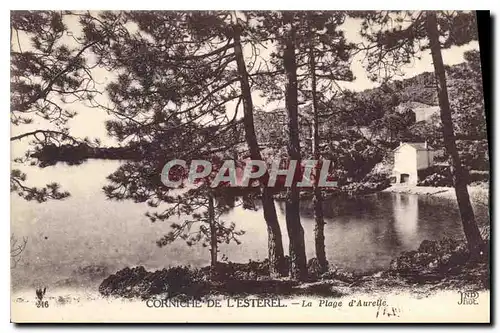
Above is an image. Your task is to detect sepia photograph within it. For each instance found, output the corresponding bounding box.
[9,10,490,323]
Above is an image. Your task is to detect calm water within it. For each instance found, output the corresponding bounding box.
[11,160,482,291]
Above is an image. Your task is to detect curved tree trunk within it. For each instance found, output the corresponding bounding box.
[232,24,288,277]
[425,11,483,256]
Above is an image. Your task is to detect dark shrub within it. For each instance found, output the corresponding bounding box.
[417,165,453,187]
[340,172,391,196]
[418,165,450,180]
[418,173,453,187]
[307,258,329,280]
[468,170,489,184]
[457,140,489,171]
[321,268,357,284]
[99,266,203,299]
[418,166,489,187]
[362,172,390,184]
[209,260,270,281]
[390,238,471,276]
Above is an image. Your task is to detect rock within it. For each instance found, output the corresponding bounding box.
[292,281,344,297]
[440,254,452,266]
[428,260,438,269]
[418,240,439,254]
[320,268,356,284]
[99,266,162,298]
[390,238,478,281]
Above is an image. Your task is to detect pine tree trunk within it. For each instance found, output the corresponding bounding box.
[232,24,288,277]
[283,14,308,281]
[425,12,483,255]
[309,46,328,273]
[208,192,217,268]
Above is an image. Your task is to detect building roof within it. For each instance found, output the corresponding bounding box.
[394,142,435,151]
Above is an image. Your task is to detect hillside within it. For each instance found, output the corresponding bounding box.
[32,57,486,177]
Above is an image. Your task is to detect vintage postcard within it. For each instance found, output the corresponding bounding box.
[10,10,490,323]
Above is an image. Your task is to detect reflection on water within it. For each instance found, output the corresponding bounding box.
[11,160,481,291]
[393,194,419,248]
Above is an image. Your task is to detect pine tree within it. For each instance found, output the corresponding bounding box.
[10,10,113,201]
[357,10,486,255]
[297,11,355,273]
[86,11,289,274]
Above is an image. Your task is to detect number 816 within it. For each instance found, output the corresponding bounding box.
[36,300,49,308]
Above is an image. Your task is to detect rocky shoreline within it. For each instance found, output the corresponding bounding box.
[382,183,489,200]
[95,183,490,301]
[97,238,489,301]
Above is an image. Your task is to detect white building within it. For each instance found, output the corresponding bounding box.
[392,141,439,184]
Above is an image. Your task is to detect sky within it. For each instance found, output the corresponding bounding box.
[338,17,479,91]
[11,12,480,154]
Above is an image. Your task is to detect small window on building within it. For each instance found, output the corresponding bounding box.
[400,174,410,183]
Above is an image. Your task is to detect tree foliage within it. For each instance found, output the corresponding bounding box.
[10,11,117,201]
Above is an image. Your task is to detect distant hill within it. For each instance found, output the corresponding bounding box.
[31,143,143,166]
[32,61,479,164]
[354,61,470,108]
